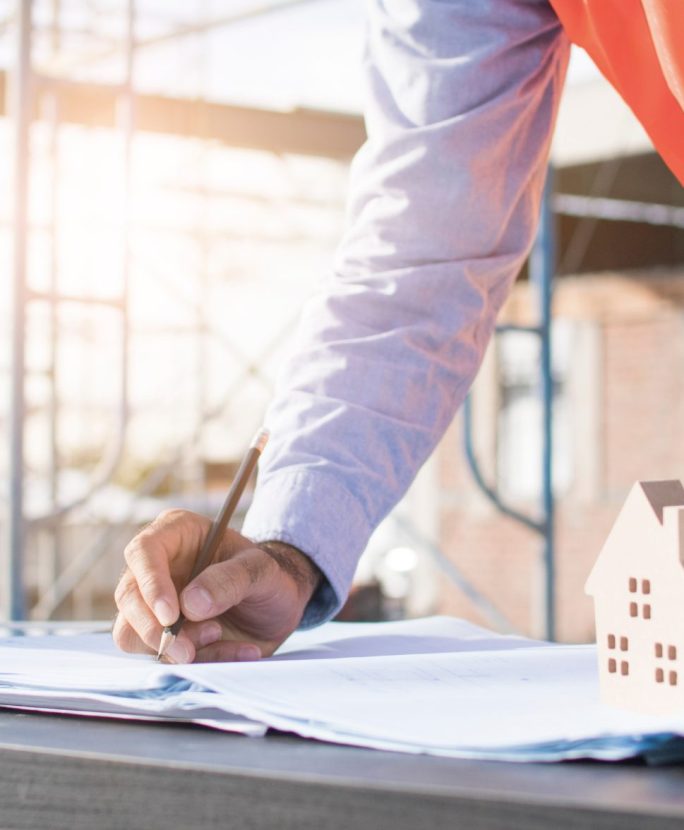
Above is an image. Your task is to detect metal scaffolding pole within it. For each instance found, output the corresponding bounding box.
[5,0,32,621]
[530,169,556,642]
[462,168,556,640]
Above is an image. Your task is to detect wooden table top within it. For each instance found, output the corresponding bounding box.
[2,709,684,830]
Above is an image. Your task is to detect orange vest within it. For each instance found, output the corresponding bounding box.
[549,0,684,185]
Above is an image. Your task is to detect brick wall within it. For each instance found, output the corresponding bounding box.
[434,270,684,642]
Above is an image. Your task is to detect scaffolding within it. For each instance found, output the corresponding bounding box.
[2,0,363,621]
[11,0,677,637]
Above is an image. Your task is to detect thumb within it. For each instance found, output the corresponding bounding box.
[180,548,275,621]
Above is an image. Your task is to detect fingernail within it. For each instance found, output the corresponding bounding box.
[154,599,175,627]
[198,623,222,648]
[183,587,213,617]
[237,645,261,661]
[166,640,191,664]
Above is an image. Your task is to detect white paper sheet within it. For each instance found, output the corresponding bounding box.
[0,632,264,734]
[3,617,684,761]
[179,643,684,753]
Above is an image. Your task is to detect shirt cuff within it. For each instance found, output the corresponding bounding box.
[242,469,371,628]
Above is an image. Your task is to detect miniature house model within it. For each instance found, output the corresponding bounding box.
[586,480,684,715]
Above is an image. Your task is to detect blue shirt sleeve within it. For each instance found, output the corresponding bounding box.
[242,0,570,626]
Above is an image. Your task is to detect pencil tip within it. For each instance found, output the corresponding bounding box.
[157,628,175,662]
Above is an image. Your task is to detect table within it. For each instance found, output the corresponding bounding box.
[2,710,684,830]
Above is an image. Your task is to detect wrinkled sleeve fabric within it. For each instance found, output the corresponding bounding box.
[242,0,570,626]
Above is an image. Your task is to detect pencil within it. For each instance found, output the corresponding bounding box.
[156,427,269,662]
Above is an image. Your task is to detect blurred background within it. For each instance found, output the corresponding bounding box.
[1,0,682,641]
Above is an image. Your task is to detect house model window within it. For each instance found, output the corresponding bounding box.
[606,633,629,676]
[628,578,652,619]
[586,480,684,715]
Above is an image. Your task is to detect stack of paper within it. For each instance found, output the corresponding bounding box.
[3,616,684,762]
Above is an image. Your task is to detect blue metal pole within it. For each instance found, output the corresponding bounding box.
[530,167,556,641]
[6,0,32,621]
[462,169,556,639]
[462,395,544,535]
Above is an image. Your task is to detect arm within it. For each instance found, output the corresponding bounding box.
[114,0,570,661]
[243,0,570,624]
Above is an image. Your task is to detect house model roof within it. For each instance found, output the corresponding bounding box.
[585,480,684,596]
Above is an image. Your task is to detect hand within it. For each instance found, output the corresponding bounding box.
[113,509,322,663]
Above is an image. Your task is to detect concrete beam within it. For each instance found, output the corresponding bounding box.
[0,70,366,159]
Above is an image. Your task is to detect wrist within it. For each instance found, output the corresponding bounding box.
[257,540,323,605]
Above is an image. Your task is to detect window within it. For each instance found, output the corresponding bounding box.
[607,634,616,649]
[496,324,574,501]
[629,579,653,619]
[620,661,629,676]
[654,643,678,685]
[620,637,629,651]
[608,659,617,673]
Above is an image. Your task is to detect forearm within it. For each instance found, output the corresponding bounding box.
[244,0,570,624]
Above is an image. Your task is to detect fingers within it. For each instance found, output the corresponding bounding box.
[114,572,165,651]
[194,640,262,663]
[180,547,277,622]
[114,616,220,663]
[114,569,222,662]
[124,509,210,627]
[114,609,263,664]
[162,620,222,663]
[112,613,155,656]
